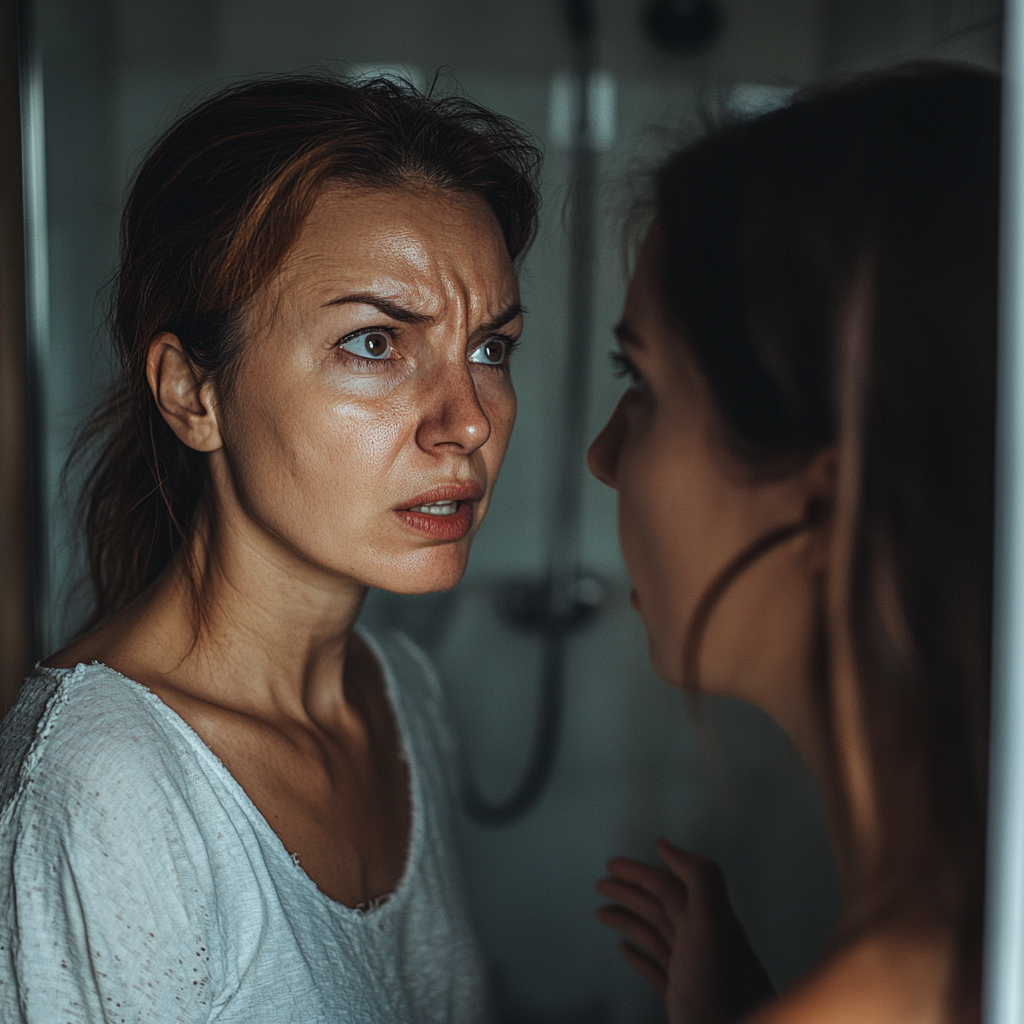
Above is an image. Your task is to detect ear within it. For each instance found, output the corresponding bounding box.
[146,332,222,452]
[797,447,838,572]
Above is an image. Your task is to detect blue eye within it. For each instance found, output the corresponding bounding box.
[340,329,393,360]
[469,337,510,366]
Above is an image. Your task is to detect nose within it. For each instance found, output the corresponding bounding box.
[587,396,626,488]
[416,363,492,456]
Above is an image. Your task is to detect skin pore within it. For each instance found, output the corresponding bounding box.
[586,232,954,1023]
[48,183,522,908]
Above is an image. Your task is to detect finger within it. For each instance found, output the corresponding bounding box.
[654,837,707,875]
[595,904,671,968]
[656,839,727,903]
[606,857,689,917]
[620,941,667,999]
[595,876,673,938]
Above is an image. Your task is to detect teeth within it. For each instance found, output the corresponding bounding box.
[409,501,459,516]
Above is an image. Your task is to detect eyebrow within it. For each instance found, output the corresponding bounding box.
[323,293,524,335]
[323,292,433,326]
[479,302,525,335]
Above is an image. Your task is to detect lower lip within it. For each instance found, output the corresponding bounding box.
[395,503,474,541]
[629,587,640,610]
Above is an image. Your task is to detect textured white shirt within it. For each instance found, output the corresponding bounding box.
[0,630,491,1023]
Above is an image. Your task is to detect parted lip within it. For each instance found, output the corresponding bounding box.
[399,481,485,509]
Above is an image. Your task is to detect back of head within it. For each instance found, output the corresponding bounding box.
[650,63,999,1012]
[75,74,542,630]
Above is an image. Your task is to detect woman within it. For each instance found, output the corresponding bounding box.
[0,75,540,1022]
[589,65,997,1023]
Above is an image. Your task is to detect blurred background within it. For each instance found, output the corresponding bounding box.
[0,0,1001,1020]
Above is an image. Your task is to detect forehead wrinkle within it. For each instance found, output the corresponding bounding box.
[399,262,514,339]
[255,185,517,342]
[251,250,326,342]
[436,245,520,333]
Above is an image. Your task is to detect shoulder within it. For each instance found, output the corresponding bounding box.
[0,666,226,965]
[0,667,229,1021]
[5,662,190,780]
[744,935,952,1024]
[1,662,213,853]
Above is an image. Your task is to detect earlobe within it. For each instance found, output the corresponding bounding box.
[146,332,223,452]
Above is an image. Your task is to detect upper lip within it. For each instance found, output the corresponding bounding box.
[399,481,485,509]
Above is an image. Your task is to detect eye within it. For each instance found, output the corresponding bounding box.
[469,337,512,367]
[610,350,644,390]
[340,329,393,361]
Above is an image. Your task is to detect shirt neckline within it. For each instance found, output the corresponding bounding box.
[37,627,424,923]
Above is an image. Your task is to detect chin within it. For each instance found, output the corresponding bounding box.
[645,630,685,689]
[364,545,470,595]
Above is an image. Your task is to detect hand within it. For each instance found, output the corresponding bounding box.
[595,838,775,1024]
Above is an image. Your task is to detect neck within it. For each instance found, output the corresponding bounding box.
[75,507,371,728]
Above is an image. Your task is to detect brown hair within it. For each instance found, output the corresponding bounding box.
[73,74,542,630]
[650,64,998,1017]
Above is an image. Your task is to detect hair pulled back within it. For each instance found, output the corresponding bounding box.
[650,64,998,1012]
[76,74,542,630]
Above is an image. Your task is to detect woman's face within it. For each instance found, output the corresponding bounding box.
[211,184,520,595]
[587,231,826,727]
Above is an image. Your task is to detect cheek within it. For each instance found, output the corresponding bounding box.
[616,437,691,626]
[614,419,732,683]
[222,379,408,554]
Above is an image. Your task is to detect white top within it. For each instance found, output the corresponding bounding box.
[0,630,491,1023]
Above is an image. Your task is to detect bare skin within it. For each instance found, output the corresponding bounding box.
[49,183,522,909]
[586,231,954,1023]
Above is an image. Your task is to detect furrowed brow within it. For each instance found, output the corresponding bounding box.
[323,292,433,327]
[478,302,525,335]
